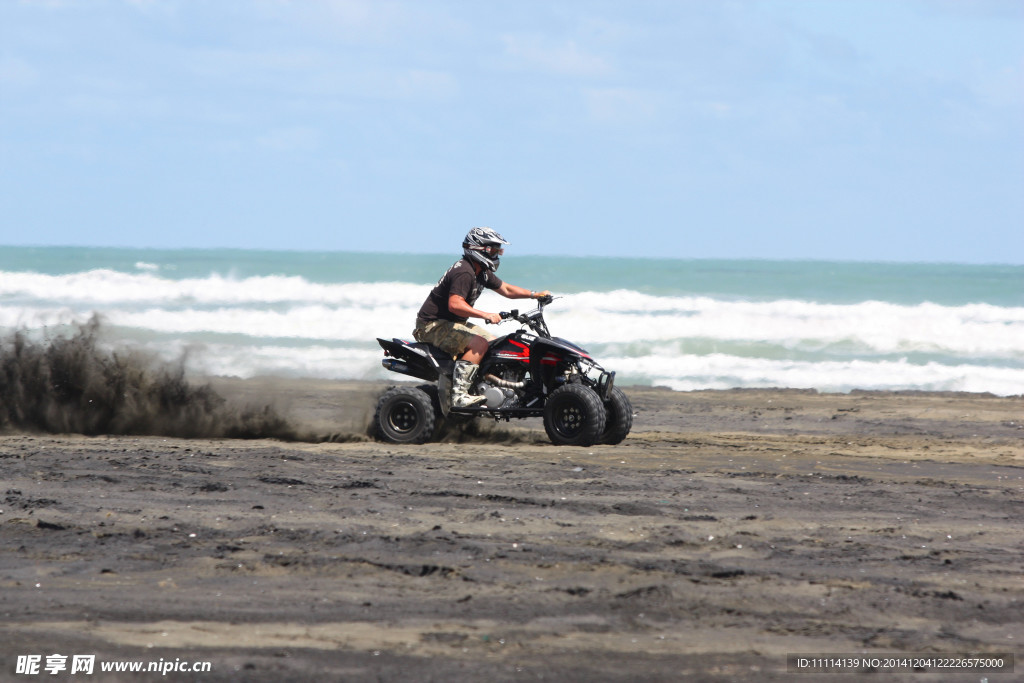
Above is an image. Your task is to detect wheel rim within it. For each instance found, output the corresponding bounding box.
[552,400,585,437]
[387,400,421,434]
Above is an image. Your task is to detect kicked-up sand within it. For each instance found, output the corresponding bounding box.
[1,380,1021,681]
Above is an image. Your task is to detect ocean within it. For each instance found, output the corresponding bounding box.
[1,246,1021,397]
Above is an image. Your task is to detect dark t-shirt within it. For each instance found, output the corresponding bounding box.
[417,258,503,324]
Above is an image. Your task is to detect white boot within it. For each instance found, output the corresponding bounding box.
[452,360,486,408]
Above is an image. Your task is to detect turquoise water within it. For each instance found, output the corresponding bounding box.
[1,246,1022,395]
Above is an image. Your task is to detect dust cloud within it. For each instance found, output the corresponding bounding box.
[0,319,545,445]
[0,318,297,440]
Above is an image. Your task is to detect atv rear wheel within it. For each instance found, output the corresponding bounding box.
[601,386,633,445]
[375,385,437,444]
[543,383,606,447]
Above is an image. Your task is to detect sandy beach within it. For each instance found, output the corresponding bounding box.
[1,380,1021,681]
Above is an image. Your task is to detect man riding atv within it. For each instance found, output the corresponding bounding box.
[413,227,551,408]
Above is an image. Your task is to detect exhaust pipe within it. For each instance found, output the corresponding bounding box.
[484,374,525,389]
[382,358,410,374]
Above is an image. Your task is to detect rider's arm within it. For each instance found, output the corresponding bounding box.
[448,295,501,324]
[496,283,551,300]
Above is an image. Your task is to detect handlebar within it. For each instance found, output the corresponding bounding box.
[497,295,558,324]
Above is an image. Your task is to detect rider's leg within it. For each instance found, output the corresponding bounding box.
[451,360,485,407]
[451,335,489,408]
[413,321,491,408]
[459,335,489,364]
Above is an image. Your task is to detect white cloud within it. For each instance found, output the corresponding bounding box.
[258,126,321,152]
[975,60,1024,107]
[502,34,611,78]
[0,57,38,86]
[288,0,457,45]
[17,0,75,7]
[584,87,658,125]
[121,0,180,17]
[392,69,458,101]
[183,46,318,81]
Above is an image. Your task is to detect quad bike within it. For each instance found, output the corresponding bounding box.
[374,296,632,447]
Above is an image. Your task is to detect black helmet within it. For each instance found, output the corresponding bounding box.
[462,226,510,272]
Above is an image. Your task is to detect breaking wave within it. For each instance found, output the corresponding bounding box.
[2,267,1022,396]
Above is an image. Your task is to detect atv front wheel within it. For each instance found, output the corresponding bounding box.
[601,387,633,445]
[375,385,437,444]
[543,383,606,447]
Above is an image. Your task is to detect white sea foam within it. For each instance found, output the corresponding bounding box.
[180,343,383,380]
[535,291,1024,357]
[156,342,1023,396]
[2,270,1022,394]
[0,269,424,306]
[7,296,1020,359]
[601,353,1024,396]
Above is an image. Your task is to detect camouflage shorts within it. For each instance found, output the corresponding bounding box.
[413,319,496,358]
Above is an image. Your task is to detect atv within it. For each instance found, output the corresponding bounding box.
[374,296,632,447]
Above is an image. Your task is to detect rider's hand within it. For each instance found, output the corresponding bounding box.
[533,290,552,299]
[484,312,502,325]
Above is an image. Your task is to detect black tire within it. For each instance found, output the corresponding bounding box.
[543,383,606,447]
[375,385,437,444]
[601,387,633,445]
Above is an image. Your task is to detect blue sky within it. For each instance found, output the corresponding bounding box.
[1,0,1022,263]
